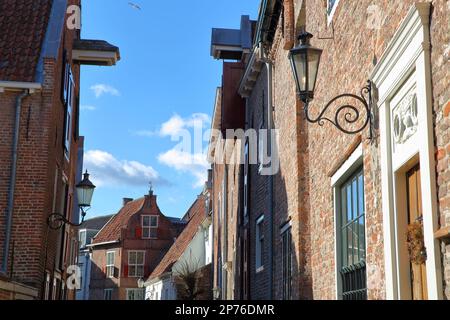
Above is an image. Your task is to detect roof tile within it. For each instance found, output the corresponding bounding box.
[0,0,52,82]
[149,195,207,280]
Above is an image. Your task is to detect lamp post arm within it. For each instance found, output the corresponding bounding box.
[47,207,89,230]
[302,81,373,139]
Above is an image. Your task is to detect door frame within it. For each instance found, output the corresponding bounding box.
[371,2,443,300]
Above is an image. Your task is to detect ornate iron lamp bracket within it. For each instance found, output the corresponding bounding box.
[47,207,89,230]
[302,80,373,140]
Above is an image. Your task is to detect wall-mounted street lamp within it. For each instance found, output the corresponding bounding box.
[289,31,373,139]
[47,171,96,230]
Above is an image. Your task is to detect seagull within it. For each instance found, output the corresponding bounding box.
[128,2,142,10]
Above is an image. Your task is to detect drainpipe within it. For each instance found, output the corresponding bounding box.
[1,90,30,275]
[260,46,274,300]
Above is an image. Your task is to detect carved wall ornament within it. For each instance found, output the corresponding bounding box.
[393,91,418,145]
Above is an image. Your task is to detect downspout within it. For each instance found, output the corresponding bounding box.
[1,90,30,275]
[260,46,274,300]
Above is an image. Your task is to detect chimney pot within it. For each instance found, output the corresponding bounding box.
[123,198,133,206]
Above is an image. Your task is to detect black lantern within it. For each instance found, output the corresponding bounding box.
[47,170,96,230]
[289,31,323,103]
[289,31,373,139]
[76,171,96,211]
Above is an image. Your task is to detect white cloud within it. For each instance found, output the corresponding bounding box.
[158,149,209,188]
[160,113,211,139]
[80,105,96,111]
[84,150,166,187]
[90,84,120,98]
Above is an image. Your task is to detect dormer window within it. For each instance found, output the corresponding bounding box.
[142,215,158,239]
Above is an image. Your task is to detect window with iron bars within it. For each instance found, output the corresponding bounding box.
[339,168,367,300]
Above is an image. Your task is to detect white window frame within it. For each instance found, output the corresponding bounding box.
[126,288,145,301]
[106,251,115,278]
[79,229,86,248]
[371,3,442,300]
[327,0,341,25]
[255,215,265,272]
[128,250,145,277]
[141,215,158,239]
[104,289,113,300]
[331,144,364,300]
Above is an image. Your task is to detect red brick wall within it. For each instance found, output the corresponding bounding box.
[89,195,181,300]
[301,0,449,299]
[0,0,82,299]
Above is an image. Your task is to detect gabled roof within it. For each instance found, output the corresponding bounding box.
[148,195,207,280]
[80,214,115,231]
[92,197,145,244]
[0,0,53,82]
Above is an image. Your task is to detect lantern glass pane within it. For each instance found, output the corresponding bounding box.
[77,186,94,207]
[307,49,321,92]
[292,52,307,92]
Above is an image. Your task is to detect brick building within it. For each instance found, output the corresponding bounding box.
[88,191,186,300]
[0,0,119,300]
[144,188,212,300]
[209,0,450,300]
[76,214,114,300]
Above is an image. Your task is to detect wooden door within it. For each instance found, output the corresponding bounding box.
[406,165,428,300]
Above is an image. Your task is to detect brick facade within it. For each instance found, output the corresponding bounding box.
[210,0,450,300]
[0,0,83,300]
[89,194,184,300]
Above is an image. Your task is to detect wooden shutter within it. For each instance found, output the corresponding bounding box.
[135,227,142,239]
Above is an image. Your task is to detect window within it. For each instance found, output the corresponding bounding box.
[243,140,249,218]
[126,288,145,301]
[142,215,158,239]
[62,61,75,158]
[281,225,292,299]
[78,263,84,290]
[79,230,86,248]
[258,123,265,174]
[104,289,113,300]
[339,168,367,300]
[327,0,340,21]
[128,251,145,277]
[255,215,264,271]
[44,273,50,300]
[106,251,115,278]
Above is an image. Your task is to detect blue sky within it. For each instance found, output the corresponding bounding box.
[79,0,259,219]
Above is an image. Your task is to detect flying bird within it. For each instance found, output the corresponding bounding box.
[128,2,142,10]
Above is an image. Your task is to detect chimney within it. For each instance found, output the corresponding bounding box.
[123,198,133,206]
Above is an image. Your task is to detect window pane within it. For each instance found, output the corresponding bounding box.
[342,224,348,267]
[143,228,150,238]
[137,252,144,264]
[129,252,136,264]
[346,185,352,222]
[347,226,353,266]
[359,215,366,260]
[142,216,150,227]
[341,187,347,224]
[150,216,158,227]
[352,179,358,220]
[358,174,364,216]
